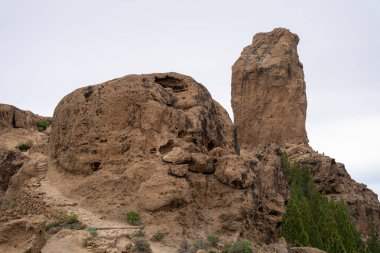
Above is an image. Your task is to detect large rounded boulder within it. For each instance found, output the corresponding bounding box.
[50,72,237,174]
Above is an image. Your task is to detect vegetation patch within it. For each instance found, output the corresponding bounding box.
[222,240,252,253]
[125,211,141,225]
[280,153,380,253]
[16,143,31,152]
[45,211,82,233]
[131,237,152,252]
[207,234,219,247]
[36,119,50,131]
[82,227,97,248]
[152,230,165,241]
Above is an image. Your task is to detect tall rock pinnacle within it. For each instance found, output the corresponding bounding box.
[232,28,308,147]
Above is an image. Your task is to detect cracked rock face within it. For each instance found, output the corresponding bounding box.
[232,28,308,147]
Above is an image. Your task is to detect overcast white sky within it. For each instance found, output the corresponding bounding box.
[1,0,379,196]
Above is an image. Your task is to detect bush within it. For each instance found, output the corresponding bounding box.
[222,241,253,253]
[222,243,232,253]
[36,119,50,131]
[86,227,97,237]
[16,143,31,152]
[45,211,80,232]
[125,211,141,225]
[152,230,165,241]
[207,234,219,247]
[228,240,253,253]
[57,211,78,224]
[132,237,152,252]
[45,221,61,231]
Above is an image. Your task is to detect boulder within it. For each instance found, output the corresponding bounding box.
[137,171,190,211]
[50,73,237,174]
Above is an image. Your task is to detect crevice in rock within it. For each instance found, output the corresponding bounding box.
[159,139,174,155]
[155,76,187,92]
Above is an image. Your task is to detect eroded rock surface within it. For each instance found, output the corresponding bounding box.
[232,28,308,147]
[0,215,47,253]
[50,73,237,175]
[49,72,289,243]
[0,104,45,132]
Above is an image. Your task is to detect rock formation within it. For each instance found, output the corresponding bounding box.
[0,103,45,132]
[283,143,380,234]
[231,28,380,236]
[232,28,308,147]
[49,72,289,243]
[0,28,379,252]
[50,73,237,174]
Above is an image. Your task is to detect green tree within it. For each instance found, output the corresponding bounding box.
[367,224,380,253]
[280,194,309,246]
[279,153,368,253]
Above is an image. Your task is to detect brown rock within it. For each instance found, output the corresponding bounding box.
[232,28,308,147]
[50,73,237,174]
[163,147,191,164]
[189,153,215,174]
[0,103,46,132]
[169,164,188,177]
[215,155,255,188]
[0,215,47,253]
[0,148,25,196]
[137,171,190,211]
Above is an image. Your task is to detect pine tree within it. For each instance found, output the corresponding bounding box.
[279,153,368,253]
[280,194,309,247]
[367,224,380,253]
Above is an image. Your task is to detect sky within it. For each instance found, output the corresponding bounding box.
[0,0,379,196]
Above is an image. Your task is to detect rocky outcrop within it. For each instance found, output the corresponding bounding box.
[0,104,45,132]
[283,143,380,235]
[231,28,308,147]
[50,73,237,174]
[49,73,290,243]
[0,215,47,253]
[231,28,380,238]
[0,148,25,196]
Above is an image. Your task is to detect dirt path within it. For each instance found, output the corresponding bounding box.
[20,133,176,253]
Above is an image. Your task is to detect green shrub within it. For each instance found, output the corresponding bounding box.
[222,243,232,253]
[207,234,219,247]
[228,240,253,253]
[132,237,152,252]
[152,230,165,241]
[57,211,78,224]
[45,211,80,232]
[209,251,217,253]
[125,211,141,225]
[45,221,61,231]
[36,119,50,131]
[86,227,97,237]
[16,143,31,152]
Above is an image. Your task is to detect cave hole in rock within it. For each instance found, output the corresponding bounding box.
[154,76,187,92]
[159,139,174,155]
[91,161,102,171]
